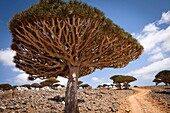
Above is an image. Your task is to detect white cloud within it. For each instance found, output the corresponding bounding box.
[9,73,43,85]
[128,57,170,86]
[137,11,170,54]
[91,77,103,82]
[135,13,170,64]
[158,11,170,24]
[0,48,68,86]
[148,52,164,62]
[8,73,68,86]
[14,73,30,84]
[12,68,24,72]
[150,47,162,55]
[0,48,15,66]
[57,76,68,86]
[138,26,170,52]
[142,23,159,33]
[162,36,170,52]
[129,57,170,76]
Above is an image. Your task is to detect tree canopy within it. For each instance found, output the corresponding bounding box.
[110,75,136,83]
[110,75,137,89]
[152,78,162,86]
[79,83,90,89]
[31,83,40,89]
[154,70,170,85]
[0,84,13,91]
[21,84,31,89]
[40,77,60,88]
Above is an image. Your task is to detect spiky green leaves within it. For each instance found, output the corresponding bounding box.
[9,0,104,28]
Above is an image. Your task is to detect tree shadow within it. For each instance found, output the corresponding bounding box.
[48,95,85,103]
[155,91,170,95]
[48,95,65,102]
[115,89,132,90]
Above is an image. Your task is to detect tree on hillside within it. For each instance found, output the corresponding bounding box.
[31,83,40,90]
[9,0,143,112]
[123,76,136,89]
[40,81,50,88]
[97,85,103,88]
[0,84,13,91]
[21,84,31,89]
[110,75,124,89]
[80,84,90,89]
[39,77,59,89]
[44,77,60,88]
[110,75,137,89]
[155,70,170,86]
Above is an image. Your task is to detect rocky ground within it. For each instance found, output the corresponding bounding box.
[0,86,169,113]
[0,88,133,113]
[143,86,170,113]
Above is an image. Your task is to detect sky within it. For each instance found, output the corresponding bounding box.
[0,0,170,88]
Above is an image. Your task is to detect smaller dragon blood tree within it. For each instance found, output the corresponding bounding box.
[155,70,170,86]
[110,75,137,89]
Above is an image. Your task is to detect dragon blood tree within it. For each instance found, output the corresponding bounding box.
[155,70,170,86]
[9,0,143,112]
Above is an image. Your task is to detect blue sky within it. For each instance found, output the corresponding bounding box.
[0,0,170,88]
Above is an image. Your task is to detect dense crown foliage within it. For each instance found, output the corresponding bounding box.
[40,77,60,88]
[0,84,13,91]
[110,75,137,89]
[31,83,40,89]
[110,75,137,83]
[21,84,31,89]
[79,83,90,89]
[154,70,170,85]
[152,78,162,83]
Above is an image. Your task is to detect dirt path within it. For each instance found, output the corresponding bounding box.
[128,88,165,113]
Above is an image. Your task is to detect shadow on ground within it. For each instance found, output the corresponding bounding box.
[48,95,85,103]
[155,91,170,95]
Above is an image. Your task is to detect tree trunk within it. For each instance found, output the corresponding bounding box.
[119,83,121,90]
[65,66,79,113]
[116,83,121,90]
[156,82,158,86]
[124,82,129,89]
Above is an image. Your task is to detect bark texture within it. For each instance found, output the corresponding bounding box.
[65,67,79,113]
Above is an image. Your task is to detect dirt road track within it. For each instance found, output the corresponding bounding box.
[128,88,166,113]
